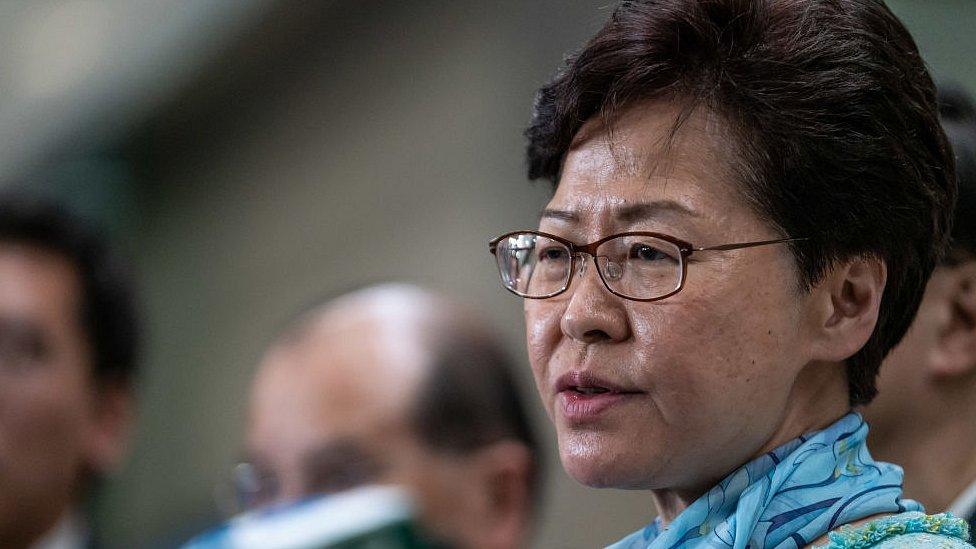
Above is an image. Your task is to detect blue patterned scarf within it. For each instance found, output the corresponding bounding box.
[608,413,921,548]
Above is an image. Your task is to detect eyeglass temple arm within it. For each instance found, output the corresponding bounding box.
[693,237,808,252]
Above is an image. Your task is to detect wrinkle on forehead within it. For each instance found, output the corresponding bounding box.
[566,101,731,189]
[549,101,746,236]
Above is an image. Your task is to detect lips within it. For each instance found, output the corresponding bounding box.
[554,371,643,423]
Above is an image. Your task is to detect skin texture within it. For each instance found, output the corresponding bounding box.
[523,101,882,524]
[865,261,976,512]
[246,286,532,549]
[0,243,131,549]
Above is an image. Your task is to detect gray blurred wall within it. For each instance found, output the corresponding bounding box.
[105,2,656,546]
[8,1,969,547]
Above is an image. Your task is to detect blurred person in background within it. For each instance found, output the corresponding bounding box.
[864,85,976,531]
[0,190,140,549]
[489,0,970,547]
[221,284,538,548]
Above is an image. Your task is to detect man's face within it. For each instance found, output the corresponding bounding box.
[246,309,482,547]
[866,267,957,439]
[0,244,102,547]
[524,102,816,494]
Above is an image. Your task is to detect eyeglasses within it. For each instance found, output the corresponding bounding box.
[213,462,279,517]
[216,442,386,516]
[488,230,806,302]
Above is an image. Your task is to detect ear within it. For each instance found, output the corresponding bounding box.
[809,256,887,363]
[84,381,136,473]
[930,262,976,378]
[467,440,533,549]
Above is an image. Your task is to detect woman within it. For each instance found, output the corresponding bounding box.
[489,1,971,547]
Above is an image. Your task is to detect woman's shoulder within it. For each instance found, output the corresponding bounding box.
[867,531,973,548]
[813,512,972,548]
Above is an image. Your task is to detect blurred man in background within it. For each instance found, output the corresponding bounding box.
[0,191,140,549]
[237,284,539,548]
[865,85,976,530]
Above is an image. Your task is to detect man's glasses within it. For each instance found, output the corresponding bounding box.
[488,230,805,302]
[217,442,385,516]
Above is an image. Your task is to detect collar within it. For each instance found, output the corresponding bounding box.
[948,479,976,522]
[608,412,921,549]
[30,510,87,549]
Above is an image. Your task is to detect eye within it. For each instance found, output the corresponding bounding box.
[538,246,570,262]
[629,243,671,262]
[0,320,50,374]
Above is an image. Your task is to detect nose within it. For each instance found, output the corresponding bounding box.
[560,254,631,344]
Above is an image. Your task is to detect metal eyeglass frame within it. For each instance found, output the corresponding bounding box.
[488,230,807,302]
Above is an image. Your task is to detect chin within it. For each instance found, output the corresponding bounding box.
[558,432,655,489]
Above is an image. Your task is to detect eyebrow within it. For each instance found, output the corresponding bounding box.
[541,200,699,225]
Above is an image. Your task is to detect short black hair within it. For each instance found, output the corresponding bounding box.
[939,84,976,261]
[0,189,140,386]
[526,0,955,405]
[411,330,541,500]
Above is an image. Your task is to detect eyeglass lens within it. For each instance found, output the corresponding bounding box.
[494,232,683,300]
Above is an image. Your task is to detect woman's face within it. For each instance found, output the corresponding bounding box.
[524,103,818,494]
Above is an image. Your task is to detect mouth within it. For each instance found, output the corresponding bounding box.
[554,371,640,394]
[570,386,615,395]
[554,371,643,423]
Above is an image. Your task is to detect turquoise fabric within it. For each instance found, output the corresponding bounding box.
[817,511,970,548]
[607,413,931,548]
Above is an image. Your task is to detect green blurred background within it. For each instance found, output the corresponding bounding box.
[3,1,973,547]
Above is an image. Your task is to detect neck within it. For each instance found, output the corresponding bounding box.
[650,361,851,526]
[650,491,689,528]
[868,383,976,512]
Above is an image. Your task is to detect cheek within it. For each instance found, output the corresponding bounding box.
[0,368,90,503]
[874,308,936,393]
[380,445,466,539]
[524,302,564,383]
[1,372,87,445]
[632,283,799,414]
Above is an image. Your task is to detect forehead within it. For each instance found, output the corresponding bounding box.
[548,101,745,228]
[249,309,430,450]
[0,242,80,325]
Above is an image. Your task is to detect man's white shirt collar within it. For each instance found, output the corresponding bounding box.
[30,511,86,549]
[947,478,976,520]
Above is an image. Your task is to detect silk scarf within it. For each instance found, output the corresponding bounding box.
[608,413,921,549]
